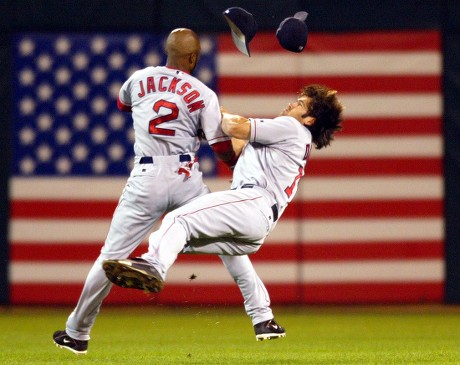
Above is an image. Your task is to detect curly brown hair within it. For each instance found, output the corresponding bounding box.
[301,84,344,149]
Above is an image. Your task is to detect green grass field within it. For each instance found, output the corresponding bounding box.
[1,305,459,364]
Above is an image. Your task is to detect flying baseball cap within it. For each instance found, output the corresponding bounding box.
[276,11,309,53]
[222,7,257,57]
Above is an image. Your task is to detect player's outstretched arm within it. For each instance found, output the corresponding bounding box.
[222,112,250,140]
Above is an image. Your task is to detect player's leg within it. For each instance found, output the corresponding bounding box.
[219,255,273,325]
[65,208,155,341]
[148,189,273,273]
[61,161,209,345]
[103,188,275,290]
[54,174,164,353]
[219,255,286,340]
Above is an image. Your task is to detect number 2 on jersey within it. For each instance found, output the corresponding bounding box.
[149,100,178,136]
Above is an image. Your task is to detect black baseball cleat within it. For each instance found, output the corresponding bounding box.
[254,319,286,341]
[103,257,164,293]
[53,330,88,355]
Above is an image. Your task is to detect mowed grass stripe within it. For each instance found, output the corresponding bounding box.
[1,306,459,365]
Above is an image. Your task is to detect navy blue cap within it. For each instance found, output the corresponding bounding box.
[276,11,308,53]
[222,7,257,57]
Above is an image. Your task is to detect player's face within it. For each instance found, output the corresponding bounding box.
[280,96,310,121]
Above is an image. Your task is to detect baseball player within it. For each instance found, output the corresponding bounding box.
[103,84,344,337]
[53,28,281,354]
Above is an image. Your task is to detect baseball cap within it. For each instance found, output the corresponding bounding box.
[222,7,257,57]
[276,11,309,53]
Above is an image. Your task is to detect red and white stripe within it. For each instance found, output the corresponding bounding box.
[10,30,443,304]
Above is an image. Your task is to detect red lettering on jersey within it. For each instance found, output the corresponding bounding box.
[304,143,312,160]
[149,99,178,136]
[285,167,304,198]
[138,80,145,97]
[177,82,191,95]
[188,100,205,112]
[168,77,180,93]
[137,76,205,113]
[184,90,200,103]
[147,76,156,93]
[159,76,168,91]
[285,144,310,198]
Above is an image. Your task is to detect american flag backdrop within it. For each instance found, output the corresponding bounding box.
[9,30,443,305]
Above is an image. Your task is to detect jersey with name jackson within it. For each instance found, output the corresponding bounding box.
[118,66,229,157]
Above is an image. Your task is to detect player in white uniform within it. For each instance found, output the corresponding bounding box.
[103,84,344,338]
[53,28,279,354]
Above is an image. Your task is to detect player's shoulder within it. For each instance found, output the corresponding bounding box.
[273,115,303,129]
[275,116,312,138]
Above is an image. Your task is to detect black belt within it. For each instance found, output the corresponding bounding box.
[241,183,255,189]
[139,155,192,164]
[238,184,278,222]
[271,204,279,222]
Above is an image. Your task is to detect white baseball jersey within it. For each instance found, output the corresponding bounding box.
[231,116,312,216]
[118,66,230,156]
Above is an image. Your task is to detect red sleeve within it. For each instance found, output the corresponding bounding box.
[117,96,132,112]
[210,140,239,169]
